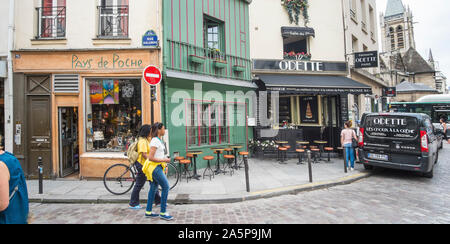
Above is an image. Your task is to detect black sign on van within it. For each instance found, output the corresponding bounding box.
[354,51,378,68]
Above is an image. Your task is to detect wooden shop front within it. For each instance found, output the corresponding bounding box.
[12,48,161,179]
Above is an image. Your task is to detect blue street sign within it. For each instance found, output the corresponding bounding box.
[142,30,159,47]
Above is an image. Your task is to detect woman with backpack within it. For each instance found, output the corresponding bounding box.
[341,121,358,172]
[142,122,173,221]
[128,124,161,209]
[0,147,29,224]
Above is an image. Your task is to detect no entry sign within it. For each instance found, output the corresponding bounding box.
[143,65,162,86]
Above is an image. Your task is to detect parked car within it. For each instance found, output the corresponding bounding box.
[358,113,439,178]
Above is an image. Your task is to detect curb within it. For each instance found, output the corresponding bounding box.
[29,172,372,205]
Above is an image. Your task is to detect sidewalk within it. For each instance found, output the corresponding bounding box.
[27,157,371,205]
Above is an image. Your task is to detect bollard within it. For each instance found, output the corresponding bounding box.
[342,148,348,173]
[38,157,43,194]
[307,150,313,183]
[243,155,250,192]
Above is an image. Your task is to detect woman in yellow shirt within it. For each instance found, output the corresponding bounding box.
[128,125,161,209]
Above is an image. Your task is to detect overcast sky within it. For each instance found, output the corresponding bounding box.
[377,0,450,85]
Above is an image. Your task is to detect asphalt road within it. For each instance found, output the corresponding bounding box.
[28,144,450,224]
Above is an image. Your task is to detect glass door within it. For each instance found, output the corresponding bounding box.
[59,107,79,177]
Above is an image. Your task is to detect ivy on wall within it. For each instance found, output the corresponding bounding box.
[281,0,309,25]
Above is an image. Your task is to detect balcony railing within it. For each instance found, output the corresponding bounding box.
[97,5,129,38]
[36,6,66,39]
[166,39,252,81]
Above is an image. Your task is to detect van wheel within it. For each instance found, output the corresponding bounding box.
[423,168,434,178]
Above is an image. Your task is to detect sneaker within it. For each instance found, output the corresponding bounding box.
[145,211,159,218]
[128,205,142,210]
[351,167,354,171]
[160,212,174,221]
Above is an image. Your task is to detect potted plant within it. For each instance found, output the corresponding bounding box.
[281,0,309,25]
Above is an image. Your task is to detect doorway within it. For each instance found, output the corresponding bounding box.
[58,107,79,177]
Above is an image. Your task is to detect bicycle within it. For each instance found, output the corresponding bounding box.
[103,159,180,195]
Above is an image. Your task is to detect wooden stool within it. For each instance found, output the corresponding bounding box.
[224,148,233,155]
[310,148,321,163]
[296,148,306,165]
[324,147,334,162]
[223,154,235,176]
[278,147,288,164]
[202,155,215,180]
[179,159,192,183]
[237,151,249,168]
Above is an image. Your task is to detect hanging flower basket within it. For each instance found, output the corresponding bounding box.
[283,51,312,60]
[281,0,309,25]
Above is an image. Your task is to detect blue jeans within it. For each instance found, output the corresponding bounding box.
[344,143,355,168]
[146,165,169,214]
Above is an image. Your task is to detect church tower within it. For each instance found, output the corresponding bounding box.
[380,0,416,54]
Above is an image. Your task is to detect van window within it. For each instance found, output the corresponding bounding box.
[424,118,433,137]
[364,115,418,139]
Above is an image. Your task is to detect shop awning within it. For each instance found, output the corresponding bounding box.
[281,27,315,38]
[256,74,372,95]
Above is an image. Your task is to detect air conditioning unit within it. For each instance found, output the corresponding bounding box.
[0,61,7,78]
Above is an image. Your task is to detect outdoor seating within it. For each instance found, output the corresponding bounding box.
[324,147,334,162]
[202,155,215,180]
[178,158,192,183]
[295,148,306,164]
[223,154,235,176]
[278,147,288,164]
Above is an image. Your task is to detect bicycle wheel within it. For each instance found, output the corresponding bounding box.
[103,164,136,195]
[163,162,179,190]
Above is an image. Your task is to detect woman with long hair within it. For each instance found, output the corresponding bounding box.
[341,121,358,172]
[142,122,173,221]
[128,124,161,209]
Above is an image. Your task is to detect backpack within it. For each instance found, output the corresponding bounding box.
[126,140,139,164]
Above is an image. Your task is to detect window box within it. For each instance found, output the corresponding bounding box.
[213,59,228,69]
[233,65,246,73]
[189,55,206,65]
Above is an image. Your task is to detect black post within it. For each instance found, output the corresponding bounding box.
[38,157,43,194]
[307,150,313,183]
[343,148,348,173]
[150,85,157,124]
[243,155,250,192]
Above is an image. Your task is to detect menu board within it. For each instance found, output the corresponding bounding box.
[340,96,349,123]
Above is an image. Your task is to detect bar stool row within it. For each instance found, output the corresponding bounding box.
[277,141,335,164]
[174,146,248,183]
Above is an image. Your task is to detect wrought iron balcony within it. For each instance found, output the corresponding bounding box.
[166,39,252,81]
[97,5,129,38]
[35,6,66,39]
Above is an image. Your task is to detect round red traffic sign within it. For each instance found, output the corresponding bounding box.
[143,65,162,86]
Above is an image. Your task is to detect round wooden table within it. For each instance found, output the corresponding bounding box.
[186,150,203,180]
[211,148,225,174]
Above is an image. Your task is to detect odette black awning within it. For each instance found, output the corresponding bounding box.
[255,74,372,95]
[281,27,315,38]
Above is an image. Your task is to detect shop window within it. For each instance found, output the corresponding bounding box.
[37,0,66,39]
[85,79,141,152]
[187,101,230,147]
[98,0,129,37]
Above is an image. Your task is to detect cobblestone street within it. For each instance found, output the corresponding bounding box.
[29,145,450,224]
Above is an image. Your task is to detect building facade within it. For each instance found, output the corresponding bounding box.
[161,0,255,169]
[379,0,446,102]
[12,0,162,178]
[249,0,382,151]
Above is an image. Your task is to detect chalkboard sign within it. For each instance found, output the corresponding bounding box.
[340,96,349,123]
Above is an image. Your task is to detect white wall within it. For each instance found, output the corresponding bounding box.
[14,0,162,50]
[249,0,346,62]
[0,0,10,56]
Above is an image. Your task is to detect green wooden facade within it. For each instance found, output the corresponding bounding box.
[161,0,255,168]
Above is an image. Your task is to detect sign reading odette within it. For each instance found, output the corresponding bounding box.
[354,51,378,68]
[253,59,347,73]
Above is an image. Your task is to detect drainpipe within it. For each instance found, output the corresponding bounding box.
[5,0,15,152]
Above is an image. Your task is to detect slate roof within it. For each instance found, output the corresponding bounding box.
[402,48,435,74]
[396,81,437,93]
[385,0,405,17]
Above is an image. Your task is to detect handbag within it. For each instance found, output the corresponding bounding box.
[352,138,358,148]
